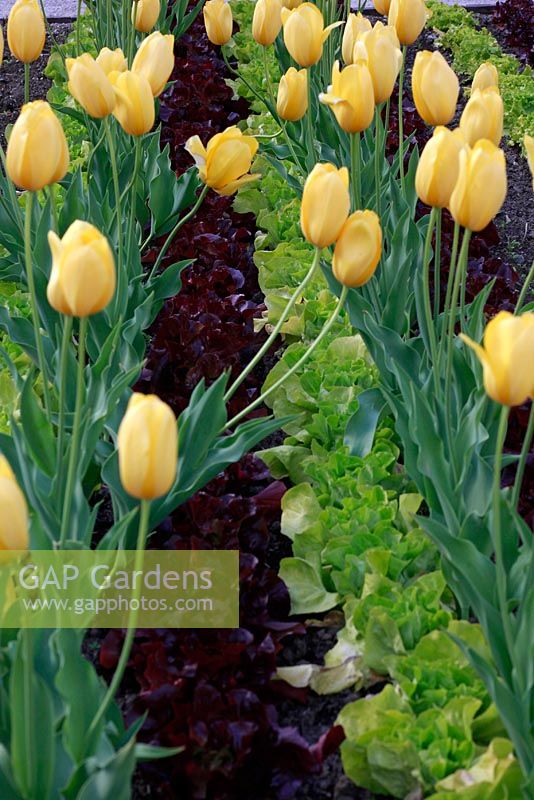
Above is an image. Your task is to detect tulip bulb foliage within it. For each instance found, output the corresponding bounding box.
[203,0,233,45]
[185,126,259,195]
[319,59,375,134]
[67,54,116,119]
[132,31,175,97]
[47,221,116,318]
[0,455,29,554]
[460,312,534,407]
[118,393,178,501]
[333,210,382,288]
[449,139,507,232]
[281,3,342,67]
[300,163,350,248]
[7,0,45,63]
[412,50,459,126]
[6,101,69,191]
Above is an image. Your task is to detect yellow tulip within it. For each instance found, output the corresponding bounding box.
[96,47,128,75]
[133,0,160,32]
[358,22,402,104]
[7,0,45,63]
[185,126,258,195]
[460,87,503,146]
[0,455,29,553]
[319,60,374,134]
[449,139,507,232]
[415,126,466,208]
[47,221,116,318]
[203,0,233,45]
[301,163,350,248]
[342,13,371,65]
[6,101,69,191]
[66,54,116,119]
[282,0,302,7]
[412,50,459,126]
[460,311,534,406]
[109,70,155,135]
[333,210,382,288]
[373,0,391,13]
[132,32,174,97]
[471,62,499,93]
[525,134,534,191]
[388,0,428,46]
[281,3,341,68]
[118,393,178,500]
[277,67,307,121]
[252,0,282,46]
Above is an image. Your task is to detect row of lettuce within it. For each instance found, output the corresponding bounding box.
[228,1,525,797]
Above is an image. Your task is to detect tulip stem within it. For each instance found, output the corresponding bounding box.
[515,258,534,313]
[511,402,534,511]
[397,46,407,195]
[444,227,471,480]
[56,315,73,501]
[148,184,209,282]
[224,247,320,403]
[492,405,516,681]
[459,229,473,331]
[350,132,362,211]
[224,285,348,432]
[437,221,459,365]
[422,207,440,394]
[87,499,151,740]
[76,0,83,56]
[24,64,30,104]
[433,207,442,320]
[384,97,391,156]
[24,192,52,419]
[127,137,143,253]
[374,106,382,218]
[48,184,59,233]
[59,315,88,548]
[129,1,139,64]
[104,118,124,306]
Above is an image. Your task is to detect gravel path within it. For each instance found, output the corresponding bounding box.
[0,0,79,19]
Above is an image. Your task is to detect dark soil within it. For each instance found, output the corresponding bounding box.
[0,24,71,144]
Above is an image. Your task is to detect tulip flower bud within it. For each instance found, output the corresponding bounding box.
[109,70,155,135]
[132,32,174,97]
[133,0,160,32]
[7,0,45,63]
[359,22,402,104]
[471,62,499,93]
[0,455,29,554]
[373,0,391,13]
[412,50,459,126]
[6,101,69,191]
[301,163,350,248]
[415,126,466,208]
[333,210,382,288]
[96,47,128,76]
[460,311,534,407]
[319,60,374,134]
[47,221,116,318]
[185,126,259,195]
[118,393,178,500]
[282,0,302,7]
[66,54,116,119]
[449,139,507,232]
[203,0,233,45]
[342,13,371,65]
[277,67,307,121]
[460,87,503,147]
[252,0,282,46]
[281,3,342,68]
[525,134,534,192]
[388,0,429,46]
